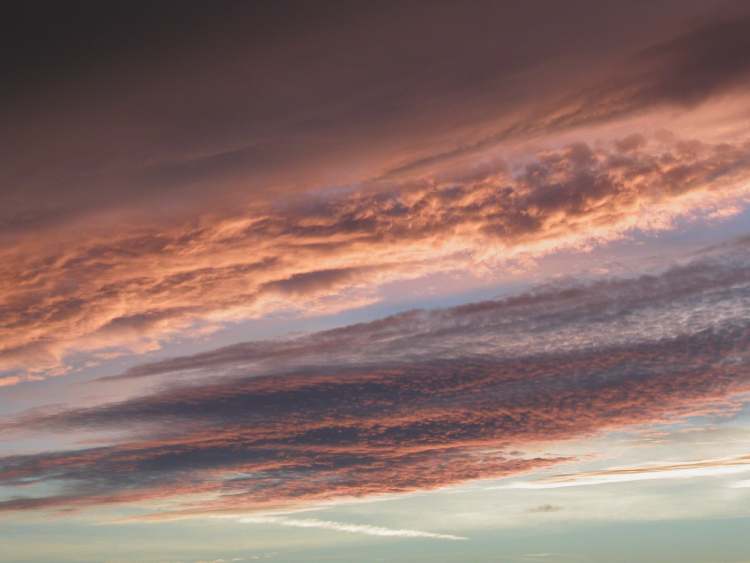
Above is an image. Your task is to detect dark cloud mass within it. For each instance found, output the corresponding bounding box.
[1,240,749,516]
[1,1,749,239]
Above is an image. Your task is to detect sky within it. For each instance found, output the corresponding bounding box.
[2,1,750,561]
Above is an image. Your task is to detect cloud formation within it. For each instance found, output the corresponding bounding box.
[1,240,748,517]
[238,516,467,541]
[4,5,750,383]
[3,3,749,238]
[110,235,750,382]
[501,455,750,489]
[6,5,750,560]
[3,133,750,380]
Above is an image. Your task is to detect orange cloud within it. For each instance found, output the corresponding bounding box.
[2,135,750,379]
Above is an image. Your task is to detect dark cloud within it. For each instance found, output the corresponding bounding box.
[1,1,745,240]
[379,12,750,179]
[3,0,750,535]
[261,267,367,297]
[529,504,563,513]
[634,15,750,106]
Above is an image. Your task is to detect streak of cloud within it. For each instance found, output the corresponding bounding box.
[238,515,467,541]
[499,455,750,489]
[4,4,749,239]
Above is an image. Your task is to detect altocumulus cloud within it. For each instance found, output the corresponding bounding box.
[3,134,750,380]
[0,238,749,518]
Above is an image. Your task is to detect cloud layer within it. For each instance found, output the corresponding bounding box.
[238,516,467,541]
[4,6,750,382]
[3,3,749,237]
[3,133,750,380]
[1,240,749,517]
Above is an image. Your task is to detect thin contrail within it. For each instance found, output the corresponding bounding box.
[240,515,467,541]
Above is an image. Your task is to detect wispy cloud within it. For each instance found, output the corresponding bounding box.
[499,455,750,489]
[239,515,467,541]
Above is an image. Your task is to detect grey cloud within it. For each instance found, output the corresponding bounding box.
[0,2,743,239]
[528,504,563,513]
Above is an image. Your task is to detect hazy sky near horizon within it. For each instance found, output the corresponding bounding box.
[3,2,750,562]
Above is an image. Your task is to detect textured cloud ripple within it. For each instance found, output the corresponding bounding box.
[3,135,750,380]
[1,239,748,518]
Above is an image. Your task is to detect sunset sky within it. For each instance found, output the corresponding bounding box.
[3,2,750,562]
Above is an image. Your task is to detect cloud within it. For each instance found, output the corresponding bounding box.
[111,235,750,381]
[375,13,750,180]
[238,515,467,541]
[528,504,563,513]
[0,239,749,517]
[3,134,750,378]
[6,2,743,238]
[501,455,750,489]
[5,6,750,383]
